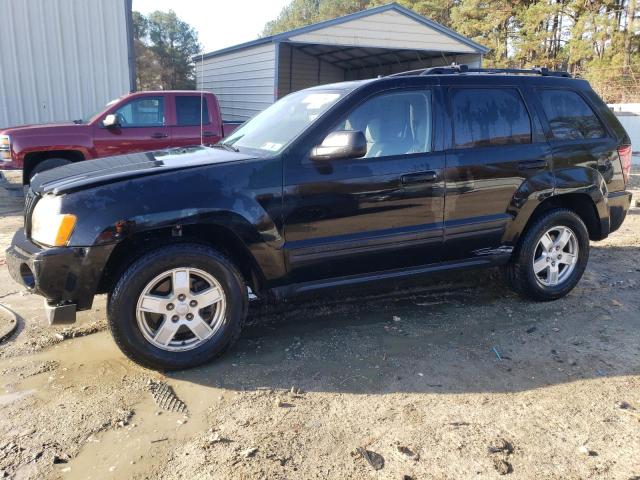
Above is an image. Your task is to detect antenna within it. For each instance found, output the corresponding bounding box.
[200,52,204,145]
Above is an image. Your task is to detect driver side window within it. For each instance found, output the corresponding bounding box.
[334,90,432,158]
[114,97,165,127]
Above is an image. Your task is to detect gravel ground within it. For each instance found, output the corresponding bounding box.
[0,170,639,479]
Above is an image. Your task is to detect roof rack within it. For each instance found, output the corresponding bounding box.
[389,64,572,78]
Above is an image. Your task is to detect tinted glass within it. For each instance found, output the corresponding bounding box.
[452,88,531,148]
[176,96,210,126]
[335,90,432,157]
[115,97,164,127]
[539,89,605,140]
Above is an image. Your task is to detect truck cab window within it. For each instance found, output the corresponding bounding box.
[176,96,210,126]
[115,97,165,127]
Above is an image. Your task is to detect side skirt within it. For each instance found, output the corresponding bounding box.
[270,253,511,299]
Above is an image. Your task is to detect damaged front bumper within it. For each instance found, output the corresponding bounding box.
[5,228,114,324]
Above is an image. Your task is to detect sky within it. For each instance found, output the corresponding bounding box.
[133,0,291,54]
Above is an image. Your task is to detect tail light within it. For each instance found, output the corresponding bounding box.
[0,135,11,162]
[618,145,632,185]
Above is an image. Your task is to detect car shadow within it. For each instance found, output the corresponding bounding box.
[172,244,640,395]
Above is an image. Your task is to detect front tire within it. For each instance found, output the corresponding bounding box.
[503,208,589,301]
[107,243,247,370]
[29,158,72,182]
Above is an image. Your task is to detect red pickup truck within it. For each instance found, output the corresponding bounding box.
[0,91,240,183]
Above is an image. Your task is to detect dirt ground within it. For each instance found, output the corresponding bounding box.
[1,169,639,480]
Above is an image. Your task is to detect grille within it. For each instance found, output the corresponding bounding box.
[24,189,38,237]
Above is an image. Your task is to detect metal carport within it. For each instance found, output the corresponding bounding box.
[195,3,489,122]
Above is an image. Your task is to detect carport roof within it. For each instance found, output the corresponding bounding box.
[196,3,489,62]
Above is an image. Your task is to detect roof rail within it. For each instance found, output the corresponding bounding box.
[388,64,572,78]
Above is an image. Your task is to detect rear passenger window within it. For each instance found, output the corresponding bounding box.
[176,96,210,126]
[335,90,432,158]
[451,88,531,149]
[538,89,605,140]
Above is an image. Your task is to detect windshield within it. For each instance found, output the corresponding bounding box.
[222,89,345,154]
[82,98,121,123]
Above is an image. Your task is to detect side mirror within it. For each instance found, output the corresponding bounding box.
[310,130,367,162]
[102,114,120,129]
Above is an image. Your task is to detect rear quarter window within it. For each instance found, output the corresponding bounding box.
[538,89,606,140]
[451,88,531,149]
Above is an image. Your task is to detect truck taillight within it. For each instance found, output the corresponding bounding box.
[0,135,11,162]
[618,145,632,185]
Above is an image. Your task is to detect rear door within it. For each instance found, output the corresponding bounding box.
[170,94,223,147]
[93,96,171,157]
[283,87,446,282]
[443,85,554,260]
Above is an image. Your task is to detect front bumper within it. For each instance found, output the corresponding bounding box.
[5,228,114,324]
[608,190,632,234]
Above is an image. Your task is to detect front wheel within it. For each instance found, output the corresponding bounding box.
[503,208,589,301]
[29,158,72,182]
[107,244,247,370]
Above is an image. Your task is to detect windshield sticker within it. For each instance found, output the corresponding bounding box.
[302,93,341,109]
[261,142,283,151]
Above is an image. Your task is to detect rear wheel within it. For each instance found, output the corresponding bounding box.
[28,158,72,181]
[503,208,589,301]
[107,243,247,370]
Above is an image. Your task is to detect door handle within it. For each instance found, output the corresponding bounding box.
[202,131,216,137]
[150,133,168,139]
[518,159,548,170]
[401,171,437,185]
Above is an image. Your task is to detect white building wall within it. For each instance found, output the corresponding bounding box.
[196,43,276,122]
[0,0,132,129]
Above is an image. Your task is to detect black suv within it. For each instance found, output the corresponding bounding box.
[6,66,633,370]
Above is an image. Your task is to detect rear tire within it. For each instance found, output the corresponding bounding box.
[107,243,247,371]
[503,208,589,301]
[29,158,72,181]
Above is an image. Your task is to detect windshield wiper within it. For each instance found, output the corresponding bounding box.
[210,143,239,153]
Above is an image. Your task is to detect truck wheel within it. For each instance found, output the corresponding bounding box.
[107,243,247,371]
[29,158,72,181]
[503,208,589,301]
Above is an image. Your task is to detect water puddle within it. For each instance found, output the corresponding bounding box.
[0,388,36,406]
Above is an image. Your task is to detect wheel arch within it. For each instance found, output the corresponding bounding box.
[23,150,86,184]
[97,223,268,298]
[507,192,604,249]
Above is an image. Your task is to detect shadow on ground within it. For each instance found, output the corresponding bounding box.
[174,244,640,396]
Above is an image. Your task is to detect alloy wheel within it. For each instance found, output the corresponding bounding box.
[532,225,579,287]
[135,268,226,351]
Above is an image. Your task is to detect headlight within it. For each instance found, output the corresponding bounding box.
[0,135,11,162]
[31,195,77,247]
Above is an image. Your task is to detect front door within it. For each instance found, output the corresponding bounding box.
[443,86,554,260]
[283,88,445,283]
[93,96,172,158]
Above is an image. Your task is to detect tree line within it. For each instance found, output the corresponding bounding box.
[264,0,640,102]
[132,10,201,91]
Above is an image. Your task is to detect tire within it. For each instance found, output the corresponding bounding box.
[107,243,247,371]
[503,208,589,301]
[29,158,72,181]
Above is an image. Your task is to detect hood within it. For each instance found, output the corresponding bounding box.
[31,146,254,195]
[1,122,83,135]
